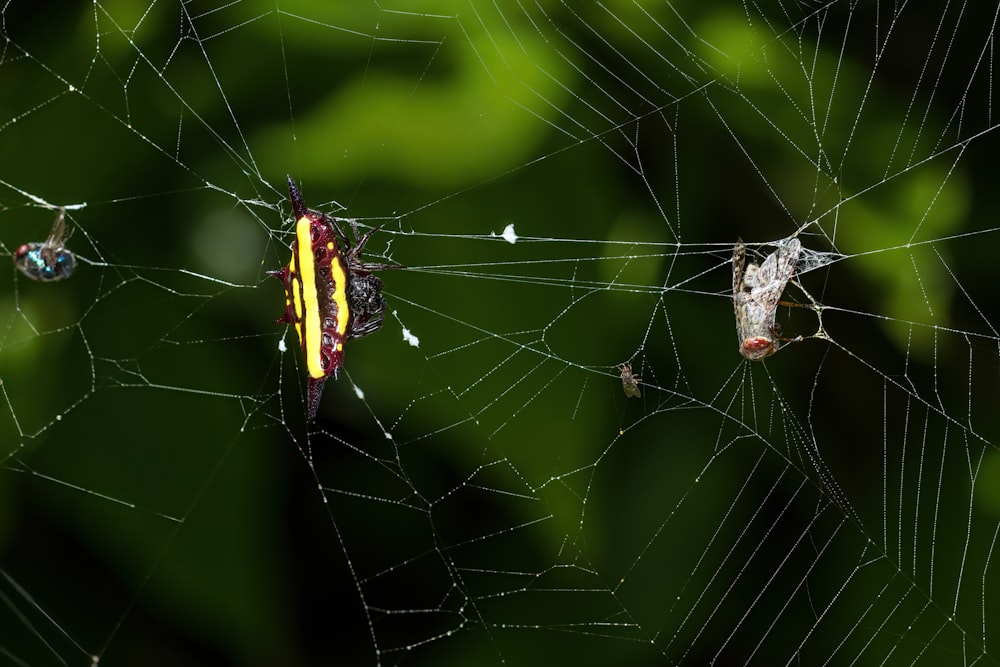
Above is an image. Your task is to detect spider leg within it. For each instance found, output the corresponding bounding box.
[328,219,403,271]
[327,216,352,252]
[357,261,403,272]
[349,314,384,339]
[349,222,404,271]
[351,221,379,251]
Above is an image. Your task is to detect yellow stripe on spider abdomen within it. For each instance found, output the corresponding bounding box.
[278,175,394,421]
[329,240,349,342]
[294,216,325,379]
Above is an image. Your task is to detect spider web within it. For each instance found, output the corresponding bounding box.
[2,1,1000,665]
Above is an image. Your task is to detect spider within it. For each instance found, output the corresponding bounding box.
[14,208,76,282]
[271,176,399,418]
[619,363,641,398]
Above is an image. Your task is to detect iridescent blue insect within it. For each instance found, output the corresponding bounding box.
[14,209,76,282]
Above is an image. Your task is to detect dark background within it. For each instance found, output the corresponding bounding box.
[2,1,1000,665]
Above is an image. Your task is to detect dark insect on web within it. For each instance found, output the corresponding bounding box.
[13,208,76,282]
[271,176,400,419]
[619,363,641,398]
[732,237,802,361]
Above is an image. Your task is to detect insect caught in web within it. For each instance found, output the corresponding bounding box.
[619,363,641,398]
[732,236,826,361]
[271,176,400,419]
[13,208,76,282]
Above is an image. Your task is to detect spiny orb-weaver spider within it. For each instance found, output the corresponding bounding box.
[271,176,399,419]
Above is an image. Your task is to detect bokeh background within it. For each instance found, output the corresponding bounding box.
[2,1,1000,665]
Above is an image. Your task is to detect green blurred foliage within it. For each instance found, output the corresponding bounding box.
[1,1,998,666]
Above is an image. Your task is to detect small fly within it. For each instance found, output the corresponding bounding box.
[732,237,802,360]
[14,208,76,282]
[619,363,641,398]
